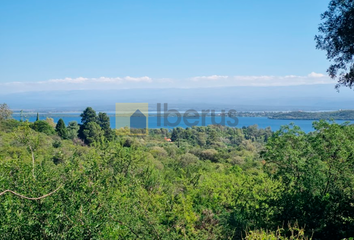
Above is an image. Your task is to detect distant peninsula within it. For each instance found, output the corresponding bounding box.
[269,110,354,120]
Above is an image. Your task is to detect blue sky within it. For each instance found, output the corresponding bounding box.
[0,0,335,93]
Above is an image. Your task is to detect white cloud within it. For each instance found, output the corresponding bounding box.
[124,76,152,82]
[233,75,274,81]
[189,73,333,87]
[43,77,89,84]
[0,72,334,94]
[191,75,229,81]
[0,76,154,94]
[40,76,152,85]
[308,72,325,78]
[93,77,123,83]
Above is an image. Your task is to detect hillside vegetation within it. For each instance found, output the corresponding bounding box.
[0,106,354,239]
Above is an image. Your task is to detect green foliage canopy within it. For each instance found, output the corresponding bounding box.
[55,118,68,139]
[315,0,354,88]
[0,103,13,121]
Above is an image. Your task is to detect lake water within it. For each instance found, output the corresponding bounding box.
[13,115,352,133]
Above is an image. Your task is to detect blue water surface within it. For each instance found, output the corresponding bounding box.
[13,115,352,133]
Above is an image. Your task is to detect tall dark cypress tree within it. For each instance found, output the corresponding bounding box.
[98,112,110,131]
[36,113,39,121]
[171,128,178,142]
[78,107,97,142]
[56,118,68,139]
[98,112,114,141]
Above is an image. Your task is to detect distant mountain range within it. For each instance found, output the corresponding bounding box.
[2,84,354,112]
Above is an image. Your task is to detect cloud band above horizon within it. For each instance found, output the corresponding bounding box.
[0,72,334,94]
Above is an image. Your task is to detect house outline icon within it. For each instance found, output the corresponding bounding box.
[130,109,147,133]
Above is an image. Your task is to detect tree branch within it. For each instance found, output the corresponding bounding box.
[0,184,63,200]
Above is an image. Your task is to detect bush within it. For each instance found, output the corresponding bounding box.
[200,149,218,161]
[179,153,199,167]
[30,120,55,135]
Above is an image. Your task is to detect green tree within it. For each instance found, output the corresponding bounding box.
[98,112,110,131]
[262,122,354,239]
[315,0,354,88]
[80,107,98,124]
[55,119,68,139]
[67,121,80,139]
[30,120,55,135]
[206,129,218,145]
[79,107,99,142]
[197,132,207,146]
[0,103,12,121]
[81,122,103,145]
[98,112,114,140]
[0,119,21,133]
[45,117,56,128]
[171,128,179,142]
[36,113,39,121]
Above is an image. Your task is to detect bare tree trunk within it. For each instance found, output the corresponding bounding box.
[29,146,35,180]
